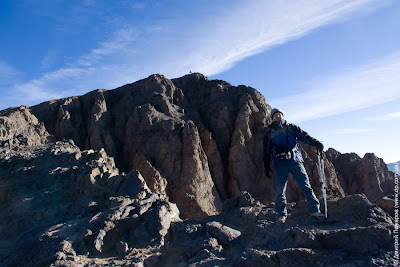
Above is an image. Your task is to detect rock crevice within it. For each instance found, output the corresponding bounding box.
[0,73,396,266]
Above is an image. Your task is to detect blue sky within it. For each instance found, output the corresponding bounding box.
[1,0,399,164]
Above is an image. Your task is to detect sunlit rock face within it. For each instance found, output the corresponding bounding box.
[0,73,396,266]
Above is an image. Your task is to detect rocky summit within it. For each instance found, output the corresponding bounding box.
[0,73,397,266]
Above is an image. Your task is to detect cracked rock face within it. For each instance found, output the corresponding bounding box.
[4,73,350,219]
[326,148,396,202]
[0,140,181,266]
[0,73,396,266]
[163,193,395,267]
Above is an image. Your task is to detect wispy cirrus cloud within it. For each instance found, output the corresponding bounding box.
[2,28,140,109]
[271,51,400,122]
[179,0,390,76]
[0,60,21,85]
[367,111,400,121]
[335,128,376,134]
[1,0,391,110]
[73,28,139,67]
[40,49,60,70]
[384,112,400,118]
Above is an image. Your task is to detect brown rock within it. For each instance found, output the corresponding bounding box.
[228,92,274,203]
[0,106,51,150]
[0,140,181,265]
[178,121,222,219]
[2,73,349,220]
[326,148,395,201]
[375,196,395,217]
[85,90,116,156]
[26,73,274,219]
[0,73,397,266]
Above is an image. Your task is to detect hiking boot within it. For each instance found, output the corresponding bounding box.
[276,216,286,223]
[310,212,325,219]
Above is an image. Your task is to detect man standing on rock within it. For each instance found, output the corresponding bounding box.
[264,108,325,223]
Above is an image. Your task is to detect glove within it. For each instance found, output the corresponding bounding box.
[315,141,324,152]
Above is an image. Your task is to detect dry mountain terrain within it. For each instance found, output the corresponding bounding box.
[0,73,396,266]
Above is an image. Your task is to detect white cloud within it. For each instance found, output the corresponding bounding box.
[367,111,400,121]
[0,60,21,84]
[13,80,62,104]
[271,52,400,122]
[173,0,389,76]
[58,0,393,80]
[1,0,391,110]
[335,128,375,134]
[0,28,141,110]
[73,28,139,67]
[385,112,400,118]
[40,49,60,70]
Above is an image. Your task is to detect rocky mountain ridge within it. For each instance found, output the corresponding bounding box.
[0,73,397,266]
[0,139,395,266]
[326,148,395,202]
[1,73,345,219]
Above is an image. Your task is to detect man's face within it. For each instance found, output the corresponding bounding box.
[273,112,284,122]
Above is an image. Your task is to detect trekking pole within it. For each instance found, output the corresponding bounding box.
[317,151,328,218]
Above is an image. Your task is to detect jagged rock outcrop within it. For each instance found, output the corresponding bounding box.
[2,73,394,219]
[0,141,395,266]
[0,141,181,266]
[161,192,395,266]
[326,148,395,202]
[0,73,397,266]
[0,105,52,150]
[2,73,339,219]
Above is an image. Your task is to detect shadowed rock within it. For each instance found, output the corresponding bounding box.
[162,192,394,266]
[0,73,396,266]
[326,148,396,202]
[0,141,181,266]
[2,73,352,219]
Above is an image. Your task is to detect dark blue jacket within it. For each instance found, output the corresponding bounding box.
[264,120,319,164]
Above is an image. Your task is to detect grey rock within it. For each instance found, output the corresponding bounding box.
[0,73,397,266]
[186,237,222,258]
[12,73,345,218]
[376,196,395,217]
[233,249,279,267]
[206,221,241,247]
[0,140,181,266]
[326,148,395,202]
[293,228,319,249]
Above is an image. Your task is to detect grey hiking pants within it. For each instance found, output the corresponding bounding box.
[274,160,320,217]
